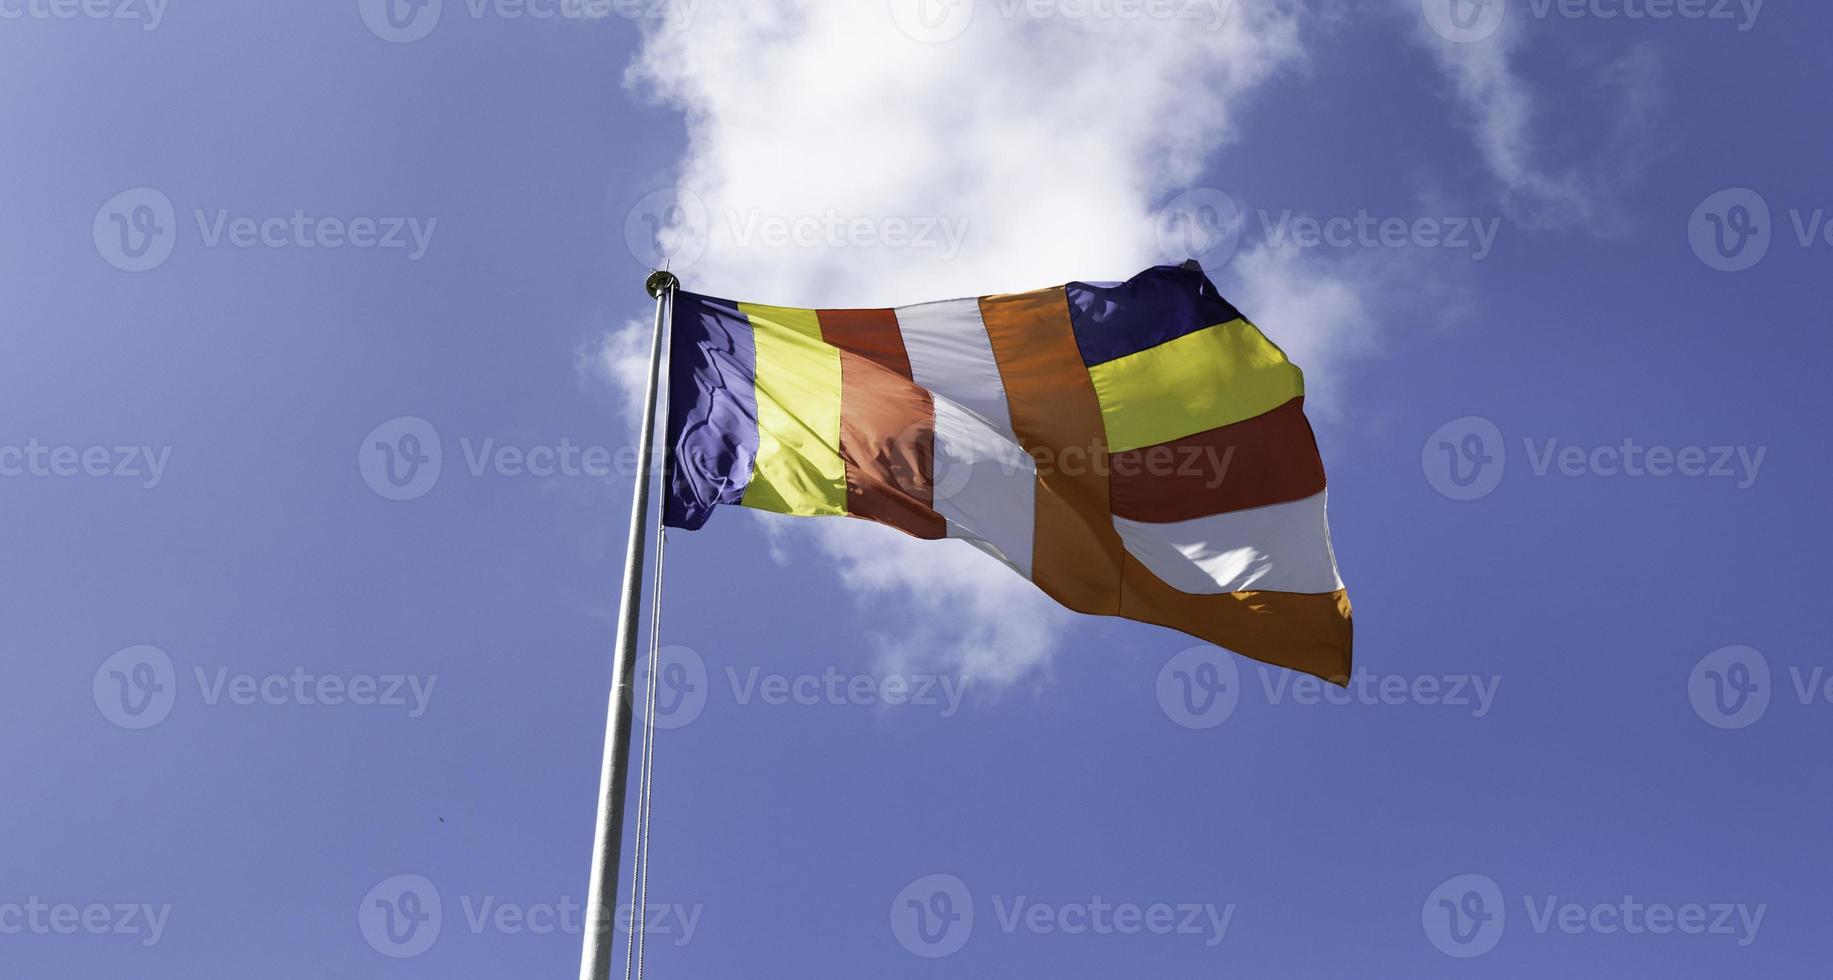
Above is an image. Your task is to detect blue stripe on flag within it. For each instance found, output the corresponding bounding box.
[664,292,761,530]
[1065,264,1243,367]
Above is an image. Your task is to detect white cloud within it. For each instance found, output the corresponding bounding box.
[626,0,1309,303]
[1227,244,1378,418]
[807,518,1072,687]
[601,0,1388,684]
[576,318,653,425]
[1406,2,1664,229]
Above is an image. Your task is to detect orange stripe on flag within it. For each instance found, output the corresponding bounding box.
[978,287,1124,614]
[1122,579,1354,683]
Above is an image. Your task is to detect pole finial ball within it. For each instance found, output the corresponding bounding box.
[645,270,681,299]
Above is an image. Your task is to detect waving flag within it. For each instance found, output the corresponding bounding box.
[661,264,1352,681]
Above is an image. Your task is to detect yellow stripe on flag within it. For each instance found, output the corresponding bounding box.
[738,303,848,517]
[1088,318,1305,453]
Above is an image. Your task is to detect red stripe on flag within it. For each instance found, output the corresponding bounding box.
[817,308,915,379]
[819,310,946,540]
[1108,396,1327,522]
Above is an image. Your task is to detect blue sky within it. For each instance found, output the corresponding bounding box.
[4,0,1830,976]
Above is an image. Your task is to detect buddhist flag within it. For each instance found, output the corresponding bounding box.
[661,263,1352,681]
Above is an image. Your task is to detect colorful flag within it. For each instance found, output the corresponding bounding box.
[661,263,1352,681]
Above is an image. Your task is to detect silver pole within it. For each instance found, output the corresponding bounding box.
[579,269,678,980]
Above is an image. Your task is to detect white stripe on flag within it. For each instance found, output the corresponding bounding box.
[1113,490,1344,595]
[932,396,1036,579]
[895,298,1015,436]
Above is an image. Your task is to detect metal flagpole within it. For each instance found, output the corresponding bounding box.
[579,269,678,980]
